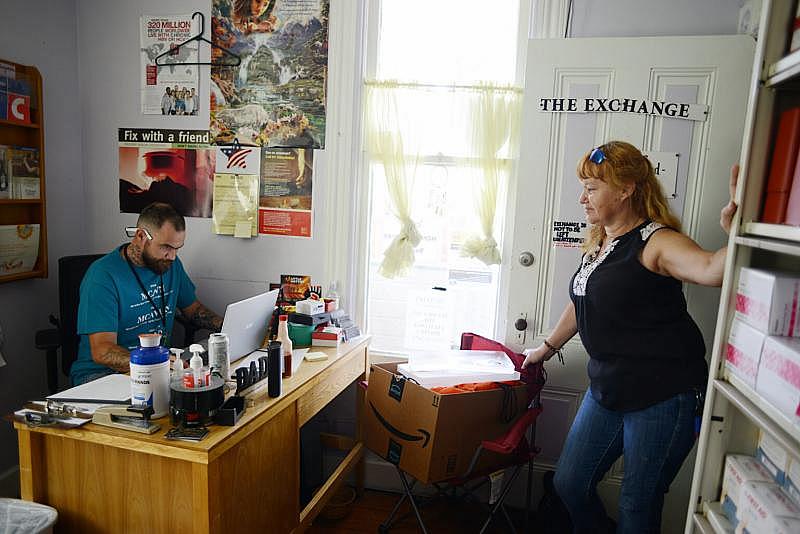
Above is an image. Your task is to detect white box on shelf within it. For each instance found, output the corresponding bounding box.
[726,317,767,388]
[757,431,791,485]
[756,335,800,428]
[720,454,773,524]
[735,267,800,336]
[784,458,800,505]
[737,481,800,533]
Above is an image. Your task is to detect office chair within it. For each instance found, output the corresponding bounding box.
[377,333,547,534]
[35,254,199,393]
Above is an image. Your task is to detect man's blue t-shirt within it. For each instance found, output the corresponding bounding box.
[70,245,196,385]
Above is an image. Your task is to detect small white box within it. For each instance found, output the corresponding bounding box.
[756,336,800,428]
[737,481,800,533]
[784,458,800,504]
[721,454,773,521]
[296,298,325,315]
[726,317,767,388]
[757,431,791,485]
[735,267,800,336]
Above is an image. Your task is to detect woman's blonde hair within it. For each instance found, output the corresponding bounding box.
[577,140,681,253]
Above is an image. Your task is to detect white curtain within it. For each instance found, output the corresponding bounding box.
[461,84,522,265]
[364,81,422,279]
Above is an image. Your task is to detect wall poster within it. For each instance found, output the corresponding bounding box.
[118,128,215,217]
[258,147,313,238]
[210,0,329,148]
[140,14,201,116]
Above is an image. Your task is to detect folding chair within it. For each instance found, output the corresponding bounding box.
[378,333,546,534]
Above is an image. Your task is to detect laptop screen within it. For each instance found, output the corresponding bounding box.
[220,289,279,362]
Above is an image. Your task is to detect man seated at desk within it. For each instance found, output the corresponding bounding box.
[70,202,223,386]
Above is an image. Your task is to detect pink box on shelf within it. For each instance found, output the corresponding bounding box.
[756,335,800,427]
[726,317,767,388]
[735,267,800,336]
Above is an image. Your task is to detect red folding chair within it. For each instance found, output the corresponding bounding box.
[378,333,546,534]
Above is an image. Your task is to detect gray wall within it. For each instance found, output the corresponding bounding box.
[570,0,743,37]
[0,0,84,491]
[0,0,745,496]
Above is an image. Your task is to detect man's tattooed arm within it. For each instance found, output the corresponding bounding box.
[88,332,131,373]
[182,300,224,332]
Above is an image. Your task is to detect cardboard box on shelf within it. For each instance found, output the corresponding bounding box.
[363,362,528,485]
[726,317,767,388]
[735,268,800,336]
[756,335,800,427]
[720,454,773,525]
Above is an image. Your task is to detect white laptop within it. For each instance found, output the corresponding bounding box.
[220,289,280,362]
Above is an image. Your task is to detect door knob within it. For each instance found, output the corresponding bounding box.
[514,318,528,331]
[519,251,534,267]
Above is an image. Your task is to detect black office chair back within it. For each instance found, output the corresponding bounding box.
[57,254,104,376]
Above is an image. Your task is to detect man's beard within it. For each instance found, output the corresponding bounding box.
[142,248,173,274]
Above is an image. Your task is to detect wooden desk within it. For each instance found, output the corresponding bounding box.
[15,336,370,533]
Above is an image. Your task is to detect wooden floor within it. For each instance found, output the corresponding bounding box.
[307,488,532,534]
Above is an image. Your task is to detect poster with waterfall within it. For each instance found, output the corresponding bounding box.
[210,0,329,149]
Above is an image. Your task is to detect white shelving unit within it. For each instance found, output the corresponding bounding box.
[685,1,800,532]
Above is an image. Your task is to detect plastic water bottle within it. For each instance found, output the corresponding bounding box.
[130,333,170,418]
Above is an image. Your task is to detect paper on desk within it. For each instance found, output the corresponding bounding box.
[48,373,131,404]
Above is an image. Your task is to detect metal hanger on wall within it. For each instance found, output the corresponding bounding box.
[155,11,241,67]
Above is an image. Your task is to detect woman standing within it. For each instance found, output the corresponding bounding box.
[522,141,738,533]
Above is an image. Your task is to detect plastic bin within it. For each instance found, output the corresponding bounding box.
[0,498,57,534]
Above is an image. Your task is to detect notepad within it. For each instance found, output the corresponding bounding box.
[47,373,131,404]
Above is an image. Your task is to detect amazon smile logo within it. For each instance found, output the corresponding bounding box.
[369,401,430,447]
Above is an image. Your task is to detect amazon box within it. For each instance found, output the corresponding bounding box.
[363,362,528,484]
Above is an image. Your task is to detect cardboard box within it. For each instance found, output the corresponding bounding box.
[756,336,800,427]
[726,317,767,388]
[737,481,800,533]
[720,454,773,525]
[735,267,800,336]
[757,431,790,485]
[364,362,528,484]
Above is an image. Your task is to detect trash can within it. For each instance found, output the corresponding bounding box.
[0,498,57,534]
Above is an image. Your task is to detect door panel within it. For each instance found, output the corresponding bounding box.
[504,36,754,532]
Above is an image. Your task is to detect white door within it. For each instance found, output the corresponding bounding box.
[503,36,754,531]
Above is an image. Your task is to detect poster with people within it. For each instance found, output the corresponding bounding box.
[258,147,313,237]
[140,14,201,116]
[118,128,215,217]
[210,0,329,148]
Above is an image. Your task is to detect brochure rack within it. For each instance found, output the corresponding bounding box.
[0,59,47,283]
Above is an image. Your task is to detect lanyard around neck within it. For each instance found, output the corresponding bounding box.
[124,244,167,334]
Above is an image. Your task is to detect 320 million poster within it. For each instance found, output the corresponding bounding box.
[210,0,329,149]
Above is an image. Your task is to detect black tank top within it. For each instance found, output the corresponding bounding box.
[569,220,707,411]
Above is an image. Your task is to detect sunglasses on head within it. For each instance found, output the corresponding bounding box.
[589,147,606,164]
[125,226,153,240]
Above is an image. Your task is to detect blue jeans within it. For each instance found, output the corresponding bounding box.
[553,389,697,534]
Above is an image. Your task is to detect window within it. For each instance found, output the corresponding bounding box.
[363,1,526,355]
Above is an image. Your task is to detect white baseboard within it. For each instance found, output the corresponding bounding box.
[0,465,20,498]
